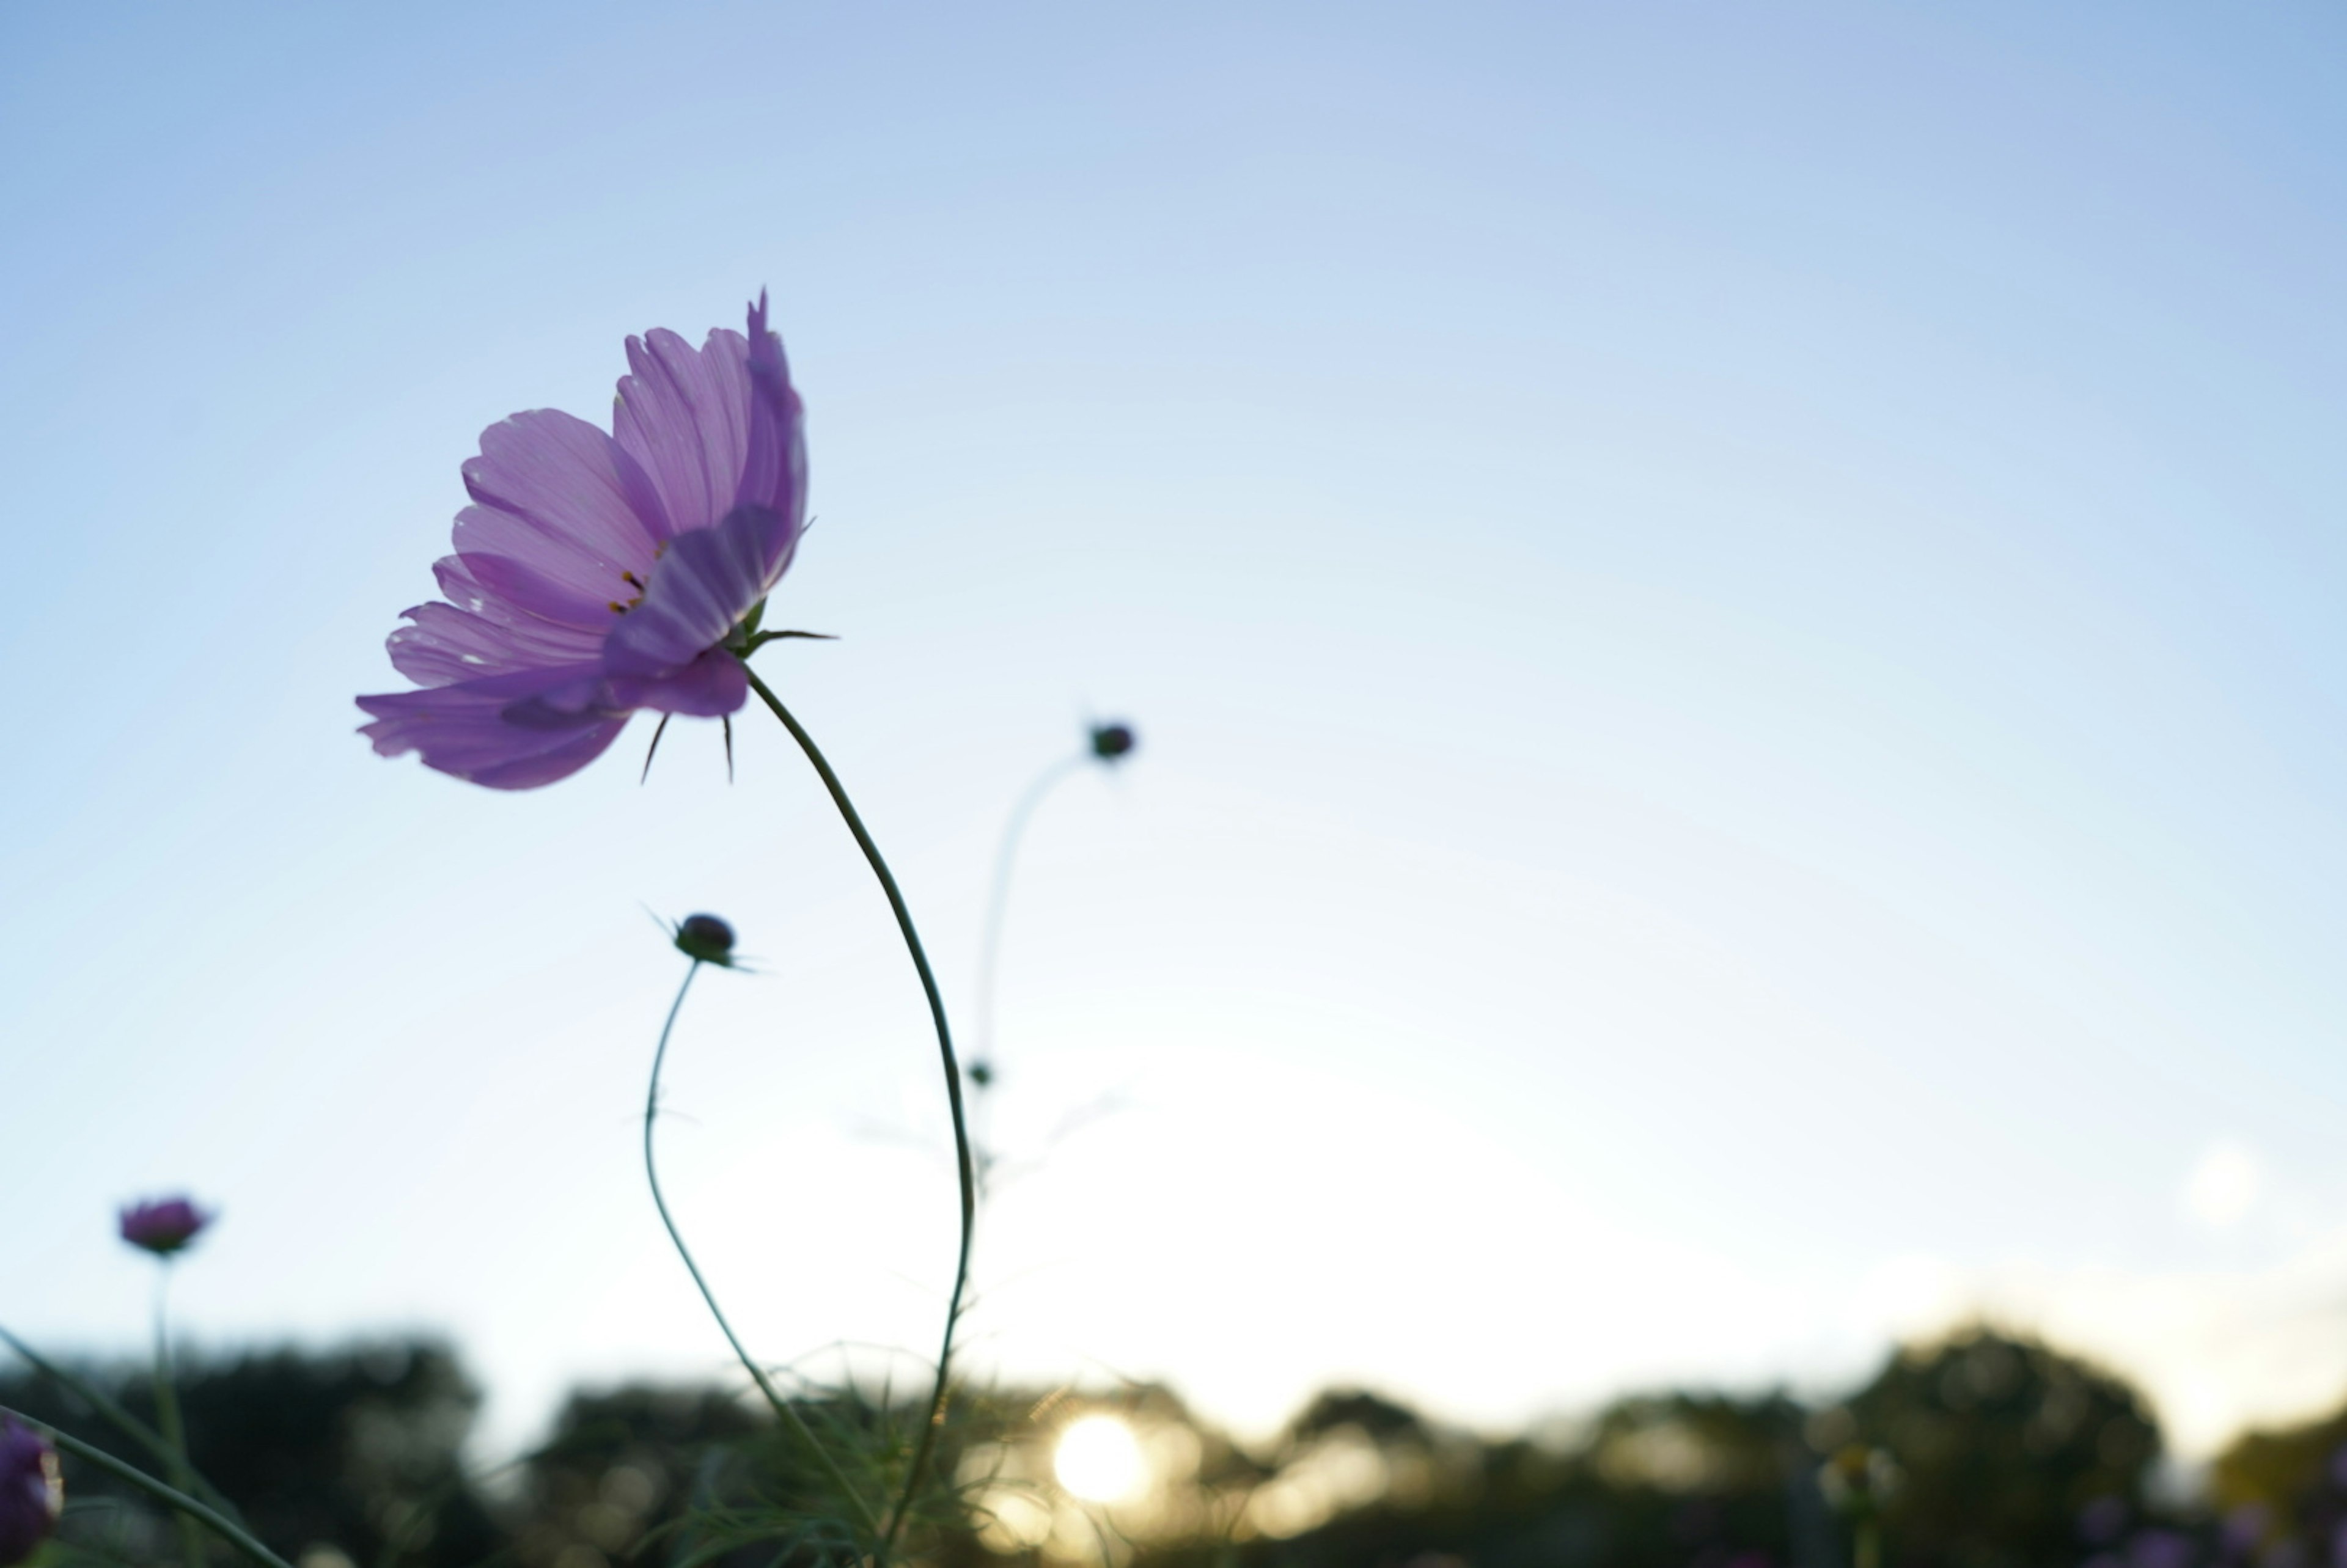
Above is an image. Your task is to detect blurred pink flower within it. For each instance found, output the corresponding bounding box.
[118,1196,211,1256]
[0,1418,61,1567]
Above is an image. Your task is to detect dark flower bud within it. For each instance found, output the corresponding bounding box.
[118,1197,210,1257]
[0,1418,63,1567]
[1089,722,1137,763]
[965,1060,994,1088]
[674,914,738,965]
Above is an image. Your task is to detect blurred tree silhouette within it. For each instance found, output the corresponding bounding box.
[0,1338,502,1568]
[1840,1328,2159,1568]
[0,1326,2219,1568]
[512,1383,765,1568]
[2209,1398,2347,1557]
[1286,1391,1431,1449]
[1130,1385,1821,1568]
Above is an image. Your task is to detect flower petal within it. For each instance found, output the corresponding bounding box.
[428,556,605,636]
[603,504,795,678]
[613,327,754,536]
[449,505,639,623]
[456,548,628,631]
[468,724,632,789]
[459,408,667,570]
[735,291,809,528]
[357,664,629,789]
[611,648,748,716]
[387,600,602,687]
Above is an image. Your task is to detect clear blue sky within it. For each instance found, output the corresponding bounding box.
[4,1,2345,1460]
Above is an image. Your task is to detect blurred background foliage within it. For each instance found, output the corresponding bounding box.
[0,1340,501,1568]
[8,1326,2343,1568]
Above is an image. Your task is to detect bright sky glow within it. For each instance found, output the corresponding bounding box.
[1053,1415,1147,1504]
[3,2,2346,1465]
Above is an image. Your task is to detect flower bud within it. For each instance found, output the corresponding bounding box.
[118,1197,210,1257]
[1089,722,1137,763]
[674,914,738,965]
[0,1418,62,1567]
[964,1060,994,1089]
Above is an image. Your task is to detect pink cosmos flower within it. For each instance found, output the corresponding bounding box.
[0,1418,62,1568]
[358,295,808,788]
[119,1196,211,1256]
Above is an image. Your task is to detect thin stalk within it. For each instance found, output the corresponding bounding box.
[743,668,975,1557]
[152,1267,207,1568]
[641,960,883,1540]
[0,1405,295,1568]
[971,756,1086,1082]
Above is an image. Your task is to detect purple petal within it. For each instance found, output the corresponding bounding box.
[613,327,754,536]
[498,671,619,728]
[434,412,664,637]
[358,664,630,789]
[735,291,809,527]
[387,600,602,687]
[612,648,748,716]
[428,556,612,638]
[449,504,641,624]
[456,549,629,631]
[470,723,632,789]
[462,411,671,563]
[603,504,795,678]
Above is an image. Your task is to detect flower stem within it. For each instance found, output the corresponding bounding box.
[153,1266,208,1568]
[972,756,1087,1079]
[743,668,976,1557]
[0,1405,293,1568]
[641,959,883,1540]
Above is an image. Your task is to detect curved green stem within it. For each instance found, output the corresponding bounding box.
[642,959,883,1541]
[0,1405,295,1568]
[743,668,976,1557]
[972,756,1086,1078]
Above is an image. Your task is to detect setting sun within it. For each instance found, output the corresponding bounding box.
[1054,1415,1147,1503]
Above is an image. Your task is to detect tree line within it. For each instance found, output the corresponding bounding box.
[4,1328,2337,1568]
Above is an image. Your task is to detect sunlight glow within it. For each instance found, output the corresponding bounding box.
[1054,1415,1147,1503]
